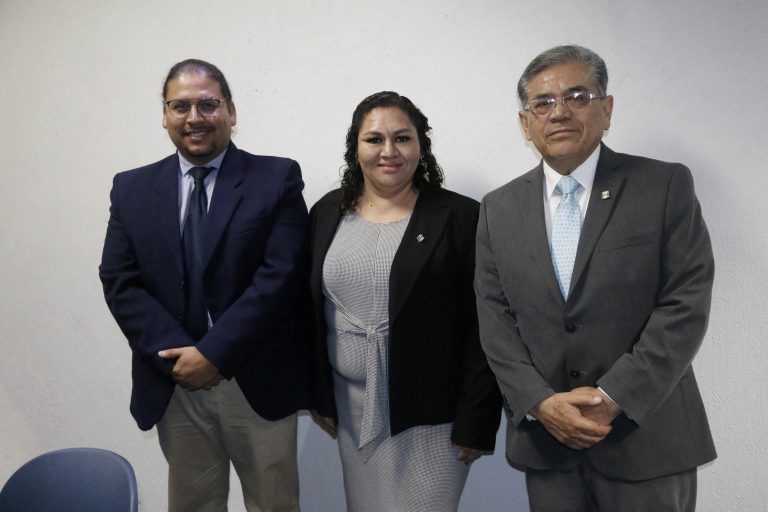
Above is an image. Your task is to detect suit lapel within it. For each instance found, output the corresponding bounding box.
[389,189,450,322]
[522,167,565,302]
[153,156,183,274]
[310,197,343,306]
[201,145,244,270]
[570,145,624,296]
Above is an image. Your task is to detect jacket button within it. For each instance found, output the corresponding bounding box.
[570,370,582,378]
[180,280,185,289]
[565,323,576,332]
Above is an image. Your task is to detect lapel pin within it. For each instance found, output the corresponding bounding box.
[601,190,611,200]
[416,234,425,243]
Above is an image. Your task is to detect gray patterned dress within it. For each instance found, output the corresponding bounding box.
[322,212,469,512]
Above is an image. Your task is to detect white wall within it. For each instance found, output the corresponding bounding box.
[1,0,765,510]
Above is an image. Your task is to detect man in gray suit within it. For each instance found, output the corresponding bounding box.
[475,45,715,511]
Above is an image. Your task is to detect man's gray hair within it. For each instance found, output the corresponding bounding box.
[517,45,608,105]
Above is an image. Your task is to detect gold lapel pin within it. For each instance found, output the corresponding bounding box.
[601,190,611,200]
[416,234,425,243]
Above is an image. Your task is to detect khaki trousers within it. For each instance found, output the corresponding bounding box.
[156,379,300,512]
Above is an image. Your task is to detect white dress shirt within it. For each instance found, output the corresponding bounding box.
[542,145,600,245]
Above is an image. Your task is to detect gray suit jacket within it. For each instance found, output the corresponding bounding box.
[475,144,716,481]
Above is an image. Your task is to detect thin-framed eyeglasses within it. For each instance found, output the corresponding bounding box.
[164,97,230,119]
[524,91,606,116]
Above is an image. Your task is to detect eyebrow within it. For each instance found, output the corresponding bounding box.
[532,85,590,99]
[361,127,415,136]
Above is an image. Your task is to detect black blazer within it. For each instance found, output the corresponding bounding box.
[310,187,501,450]
[100,143,314,430]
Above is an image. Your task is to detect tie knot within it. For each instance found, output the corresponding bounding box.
[189,166,214,183]
[556,175,580,196]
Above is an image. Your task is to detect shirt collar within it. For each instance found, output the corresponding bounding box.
[178,148,228,177]
[543,145,601,200]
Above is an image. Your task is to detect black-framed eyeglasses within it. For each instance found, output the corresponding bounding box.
[164,97,230,119]
[524,91,606,116]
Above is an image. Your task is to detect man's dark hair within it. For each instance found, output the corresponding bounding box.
[162,59,232,101]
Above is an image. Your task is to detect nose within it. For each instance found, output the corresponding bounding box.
[549,98,571,120]
[381,139,397,157]
[186,103,203,122]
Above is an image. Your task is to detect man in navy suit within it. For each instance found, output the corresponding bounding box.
[475,45,715,511]
[99,59,312,512]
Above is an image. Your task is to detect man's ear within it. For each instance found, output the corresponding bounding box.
[518,111,531,141]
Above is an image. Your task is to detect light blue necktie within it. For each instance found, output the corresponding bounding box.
[551,175,582,298]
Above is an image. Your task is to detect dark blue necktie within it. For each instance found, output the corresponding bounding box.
[182,166,214,340]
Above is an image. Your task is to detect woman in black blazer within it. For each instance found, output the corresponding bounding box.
[309,91,501,511]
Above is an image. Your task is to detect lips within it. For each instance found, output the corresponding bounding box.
[547,128,577,139]
[183,128,212,138]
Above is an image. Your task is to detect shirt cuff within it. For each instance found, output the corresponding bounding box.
[598,386,621,410]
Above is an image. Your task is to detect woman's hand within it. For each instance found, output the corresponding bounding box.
[456,446,488,465]
[310,410,338,439]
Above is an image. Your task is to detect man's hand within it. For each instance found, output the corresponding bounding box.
[572,386,622,426]
[199,373,223,391]
[159,346,220,390]
[531,391,612,450]
[310,410,338,439]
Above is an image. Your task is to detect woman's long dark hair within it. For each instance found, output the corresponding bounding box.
[339,91,444,212]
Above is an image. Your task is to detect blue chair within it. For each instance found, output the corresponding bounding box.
[0,447,138,512]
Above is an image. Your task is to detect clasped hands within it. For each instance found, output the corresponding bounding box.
[531,386,621,450]
[159,346,222,391]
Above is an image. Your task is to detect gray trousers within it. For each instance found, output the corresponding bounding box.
[157,379,300,512]
[526,460,697,512]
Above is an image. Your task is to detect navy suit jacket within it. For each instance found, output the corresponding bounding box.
[475,145,716,480]
[100,143,313,430]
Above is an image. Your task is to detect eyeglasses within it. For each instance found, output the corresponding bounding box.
[524,91,606,116]
[164,97,230,119]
